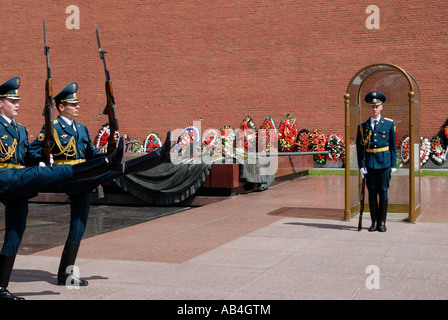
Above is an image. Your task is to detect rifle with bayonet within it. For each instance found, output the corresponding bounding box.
[358,175,366,231]
[42,19,54,166]
[95,26,119,154]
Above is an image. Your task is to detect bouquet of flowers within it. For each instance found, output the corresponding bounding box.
[144,132,162,153]
[326,132,345,162]
[278,114,298,152]
[258,116,277,153]
[309,129,327,164]
[94,123,120,153]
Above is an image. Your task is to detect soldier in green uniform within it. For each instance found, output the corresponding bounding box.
[356,91,397,232]
[29,81,172,287]
[0,77,171,299]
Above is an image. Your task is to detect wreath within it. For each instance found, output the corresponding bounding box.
[122,134,142,153]
[171,126,201,158]
[297,129,311,152]
[430,135,447,166]
[259,116,277,153]
[144,132,162,153]
[201,128,220,159]
[309,129,327,164]
[326,132,345,162]
[94,123,119,153]
[400,135,410,165]
[278,114,299,152]
[444,125,448,141]
[420,136,430,166]
[220,125,236,158]
[235,115,257,158]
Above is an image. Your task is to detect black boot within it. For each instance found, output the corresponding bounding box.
[368,194,378,232]
[57,241,88,287]
[378,198,388,232]
[72,136,125,180]
[124,131,172,175]
[0,254,24,300]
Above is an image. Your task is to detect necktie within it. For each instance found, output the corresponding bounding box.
[11,120,18,133]
[72,122,78,137]
[373,120,378,130]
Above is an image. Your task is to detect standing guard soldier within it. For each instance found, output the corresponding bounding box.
[356,91,397,232]
[29,81,172,288]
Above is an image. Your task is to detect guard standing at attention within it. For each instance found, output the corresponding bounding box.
[29,81,172,287]
[356,91,397,232]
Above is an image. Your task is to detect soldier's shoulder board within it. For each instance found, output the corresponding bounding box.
[384,117,394,122]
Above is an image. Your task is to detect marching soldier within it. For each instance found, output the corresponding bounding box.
[0,77,171,300]
[29,82,172,288]
[356,91,397,232]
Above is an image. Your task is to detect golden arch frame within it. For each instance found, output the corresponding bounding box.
[344,63,421,223]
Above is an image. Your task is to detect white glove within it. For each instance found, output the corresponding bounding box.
[360,167,367,178]
[391,167,396,173]
[38,155,54,167]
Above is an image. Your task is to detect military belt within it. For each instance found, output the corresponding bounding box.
[53,159,86,165]
[366,146,389,153]
[0,163,26,169]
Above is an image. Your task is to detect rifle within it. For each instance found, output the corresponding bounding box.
[95,26,119,154]
[358,173,366,231]
[42,19,54,166]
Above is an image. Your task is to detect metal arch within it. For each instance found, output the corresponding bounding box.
[344,63,421,222]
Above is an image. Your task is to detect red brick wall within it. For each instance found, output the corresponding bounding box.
[1,0,447,144]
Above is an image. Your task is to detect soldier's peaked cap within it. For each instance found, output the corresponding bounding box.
[0,77,21,100]
[54,82,79,105]
[365,91,386,106]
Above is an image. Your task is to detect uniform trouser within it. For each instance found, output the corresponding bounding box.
[59,171,121,243]
[1,165,74,256]
[366,167,391,218]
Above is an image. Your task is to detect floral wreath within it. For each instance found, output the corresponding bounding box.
[94,123,120,153]
[220,125,236,158]
[430,135,447,166]
[309,129,327,164]
[297,129,311,152]
[144,132,162,153]
[201,128,220,159]
[399,135,410,165]
[278,114,299,152]
[171,126,201,158]
[235,116,257,158]
[420,136,430,166]
[259,116,277,153]
[326,132,345,162]
[444,125,448,141]
[122,134,143,153]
